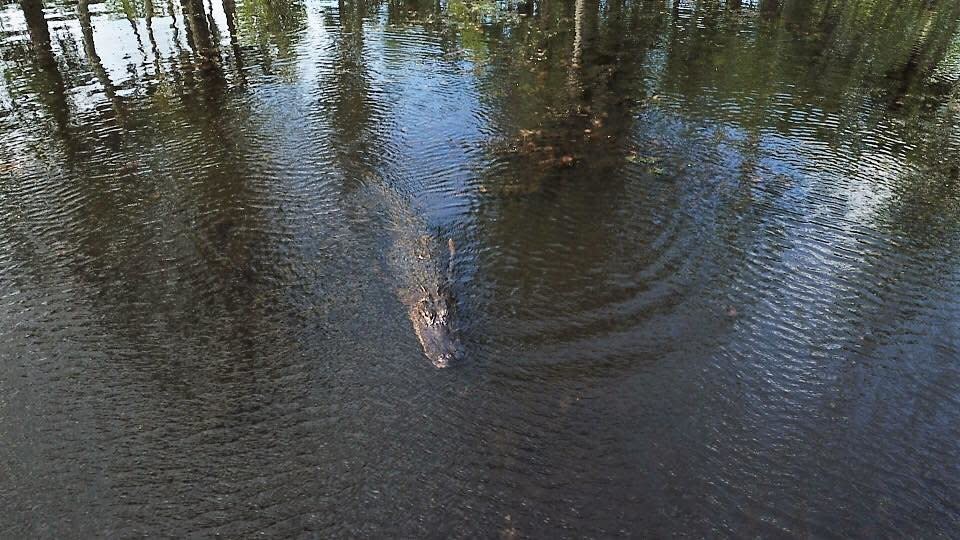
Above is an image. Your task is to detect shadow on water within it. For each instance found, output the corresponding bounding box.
[1,0,960,536]
[15,0,74,147]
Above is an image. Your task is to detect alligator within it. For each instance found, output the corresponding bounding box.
[373,180,462,368]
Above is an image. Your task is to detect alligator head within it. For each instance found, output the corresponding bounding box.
[409,285,461,368]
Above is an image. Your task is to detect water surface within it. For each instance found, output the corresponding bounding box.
[1,0,959,536]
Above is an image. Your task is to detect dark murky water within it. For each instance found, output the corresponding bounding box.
[2,0,959,536]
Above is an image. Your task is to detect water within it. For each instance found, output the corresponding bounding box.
[1,0,959,536]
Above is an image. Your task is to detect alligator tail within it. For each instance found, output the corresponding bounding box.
[446,238,456,282]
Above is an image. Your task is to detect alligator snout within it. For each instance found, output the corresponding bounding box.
[409,288,461,368]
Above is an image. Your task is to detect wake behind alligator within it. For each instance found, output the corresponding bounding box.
[367,178,462,368]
